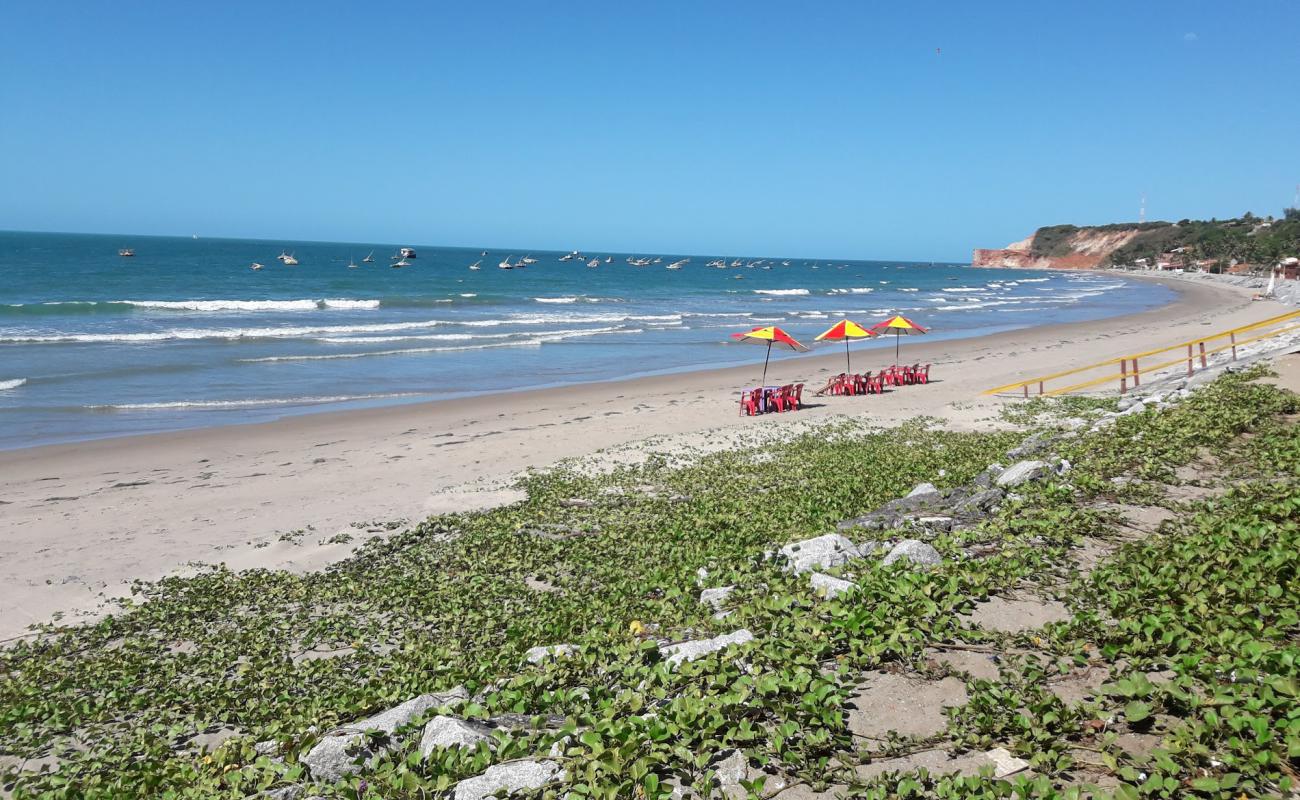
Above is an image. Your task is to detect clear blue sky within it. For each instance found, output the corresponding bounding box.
[2,1,1297,260]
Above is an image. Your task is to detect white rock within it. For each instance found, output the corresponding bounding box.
[699,586,735,610]
[453,760,565,800]
[996,460,1049,488]
[523,644,576,664]
[1118,401,1147,416]
[907,482,939,498]
[881,539,942,567]
[303,691,463,782]
[779,533,861,574]
[419,716,493,756]
[809,572,855,599]
[661,629,755,668]
[985,747,1031,778]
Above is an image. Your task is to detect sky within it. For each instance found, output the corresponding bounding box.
[1,1,1298,261]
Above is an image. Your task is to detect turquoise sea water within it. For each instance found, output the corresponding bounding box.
[0,231,1176,449]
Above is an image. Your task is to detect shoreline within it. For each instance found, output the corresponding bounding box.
[0,274,1284,637]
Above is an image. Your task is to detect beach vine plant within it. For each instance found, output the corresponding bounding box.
[0,369,1297,799]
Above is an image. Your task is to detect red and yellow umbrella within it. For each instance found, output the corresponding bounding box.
[730,325,809,386]
[814,319,877,373]
[868,315,929,361]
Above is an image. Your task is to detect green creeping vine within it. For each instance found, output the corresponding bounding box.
[1,368,1297,800]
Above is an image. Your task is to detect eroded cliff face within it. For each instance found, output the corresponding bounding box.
[973,228,1144,270]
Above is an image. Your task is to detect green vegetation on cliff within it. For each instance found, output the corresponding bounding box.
[1032,208,1300,269]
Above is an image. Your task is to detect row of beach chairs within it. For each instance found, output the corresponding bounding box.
[739,383,804,416]
[820,363,931,396]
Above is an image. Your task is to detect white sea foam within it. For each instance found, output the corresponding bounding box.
[753,289,810,296]
[899,288,920,292]
[459,293,478,298]
[827,288,874,295]
[0,378,26,390]
[534,296,580,304]
[0,319,449,344]
[942,288,983,293]
[117,298,381,312]
[89,392,421,410]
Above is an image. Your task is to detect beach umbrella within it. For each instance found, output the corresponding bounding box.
[868,315,929,361]
[730,325,809,386]
[814,319,877,373]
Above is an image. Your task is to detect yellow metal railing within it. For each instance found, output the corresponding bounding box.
[984,308,1300,397]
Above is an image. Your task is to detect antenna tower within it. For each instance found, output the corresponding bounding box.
[1139,193,1146,224]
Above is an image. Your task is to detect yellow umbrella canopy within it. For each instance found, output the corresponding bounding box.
[814,319,876,373]
[730,325,809,386]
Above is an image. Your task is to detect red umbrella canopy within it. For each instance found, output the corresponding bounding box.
[868,315,929,335]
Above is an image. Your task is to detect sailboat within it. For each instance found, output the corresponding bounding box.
[250,262,263,271]
[469,259,482,271]
[587,258,600,268]
[362,251,375,263]
[520,255,538,265]
[348,253,359,269]
[499,255,515,270]
[666,258,688,270]
[604,256,612,263]
[282,252,299,265]
[392,258,410,269]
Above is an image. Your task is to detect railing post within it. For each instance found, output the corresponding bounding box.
[1120,359,1128,394]
[1187,344,1194,376]
[1038,380,1044,395]
[1132,357,1140,387]
[1230,331,1237,360]
[1023,384,1028,398]
[1199,341,1207,368]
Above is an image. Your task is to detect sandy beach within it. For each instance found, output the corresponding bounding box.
[0,274,1287,638]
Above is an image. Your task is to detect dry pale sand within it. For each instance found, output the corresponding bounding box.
[0,275,1285,638]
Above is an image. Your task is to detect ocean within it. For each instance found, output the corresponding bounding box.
[0,231,1176,449]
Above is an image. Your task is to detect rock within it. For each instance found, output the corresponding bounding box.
[907,482,939,498]
[261,788,303,800]
[419,716,493,756]
[661,629,755,668]
[487,713,567,731]
[915,515,955,531]
[709,750,787,800]
[1060,417,1087,430]
[1141,393,1164,405]
[1117,396,1136,412]
[523,644,577,664]
[779,534,861,574]
[995,460,1049,488]
[699,586,735,610]
[695,567,710,585]
[1055,458,1072,475]
[559,497,594,508]
[452,760,565,800]
[303,691,461,782]
[1118,401,1147,416]
[809,572,855,599]
[1007,432,1055,459]
[881,539,942,567]
[254,740,280,757]
[547,735,572,758]
[950,488,1004,517]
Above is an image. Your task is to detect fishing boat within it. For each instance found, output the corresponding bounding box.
[277,251,290,262]
[392,258,410,269]
[117,248,134,257]
[706,259,725,268]
[520,255,538,265]
[512,257,529,268]
[362,251,375,263]
[250,262,263,271]
[587,258,600,268]
[468,259,482,271]
[666,258,688,270]
[604,256,612,263]
[559,250,580,262]
[781,260,791,266]
[399,247,417,259]
[282,253,299,265]
[499,256,515,270]
[652,257,662,264]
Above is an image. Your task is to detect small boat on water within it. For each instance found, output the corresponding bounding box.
[392,258,410,269]
[250,262,263,271]
[399,247,417,259]
[513,257,529,268]
[282,253,299,265]
[468,259,482,271]
[627,256,651,266]
[558,250,580,262]
[604,256,612,264]
[118,248,134,257]
[587,258,600,268]
[706,259,725,268]
[499,256,515,270]
[362,251,375,263]
[652,257,662,264]
[666,258,688,270]
[520,255,538,265]
[348,254,359,269]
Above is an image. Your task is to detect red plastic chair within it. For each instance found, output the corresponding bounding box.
[870,374,885,393]
[792,383,804,409]
[740,388,762,416]
[918,364,931,384]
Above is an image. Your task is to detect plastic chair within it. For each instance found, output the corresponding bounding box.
[792,383,804,409]
[740,388,762,416]
[918,364,931,384]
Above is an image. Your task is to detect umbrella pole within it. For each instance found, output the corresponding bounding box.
[845,339,851,374]
[895,331,900,362]
[761,342,772,387]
